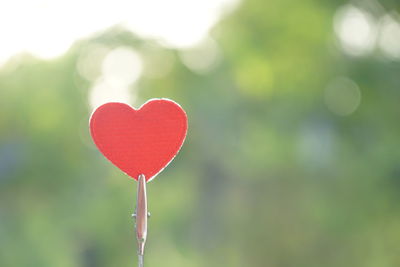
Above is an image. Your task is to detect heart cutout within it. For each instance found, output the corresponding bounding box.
[89,99,188,181]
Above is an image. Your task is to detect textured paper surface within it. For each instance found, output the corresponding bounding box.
[90,99,188,181]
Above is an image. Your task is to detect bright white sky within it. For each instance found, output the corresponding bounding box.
[0,0,238,64]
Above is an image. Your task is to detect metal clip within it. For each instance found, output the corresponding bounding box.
[133,174,149,267]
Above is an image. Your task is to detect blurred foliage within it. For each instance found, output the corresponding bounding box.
[1,0,400,266]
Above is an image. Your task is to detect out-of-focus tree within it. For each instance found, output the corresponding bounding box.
[1,0,400,266]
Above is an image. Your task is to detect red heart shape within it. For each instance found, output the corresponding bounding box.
[89,99,188,181]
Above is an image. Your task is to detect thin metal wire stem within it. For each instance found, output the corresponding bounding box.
[134,174,148,267]
[138,254,144,267]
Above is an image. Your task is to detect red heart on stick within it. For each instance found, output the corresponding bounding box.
[89,99,188,181]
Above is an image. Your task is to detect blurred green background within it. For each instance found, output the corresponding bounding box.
[1,0,400,266]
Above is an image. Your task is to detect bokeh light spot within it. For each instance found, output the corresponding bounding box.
[101,47,143,88]
[77,44,110,82]
[179,37,221,74]
[378,14,400,60]
[89,78,133,110]
[324,77,361,116]
[334,5,377,56]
